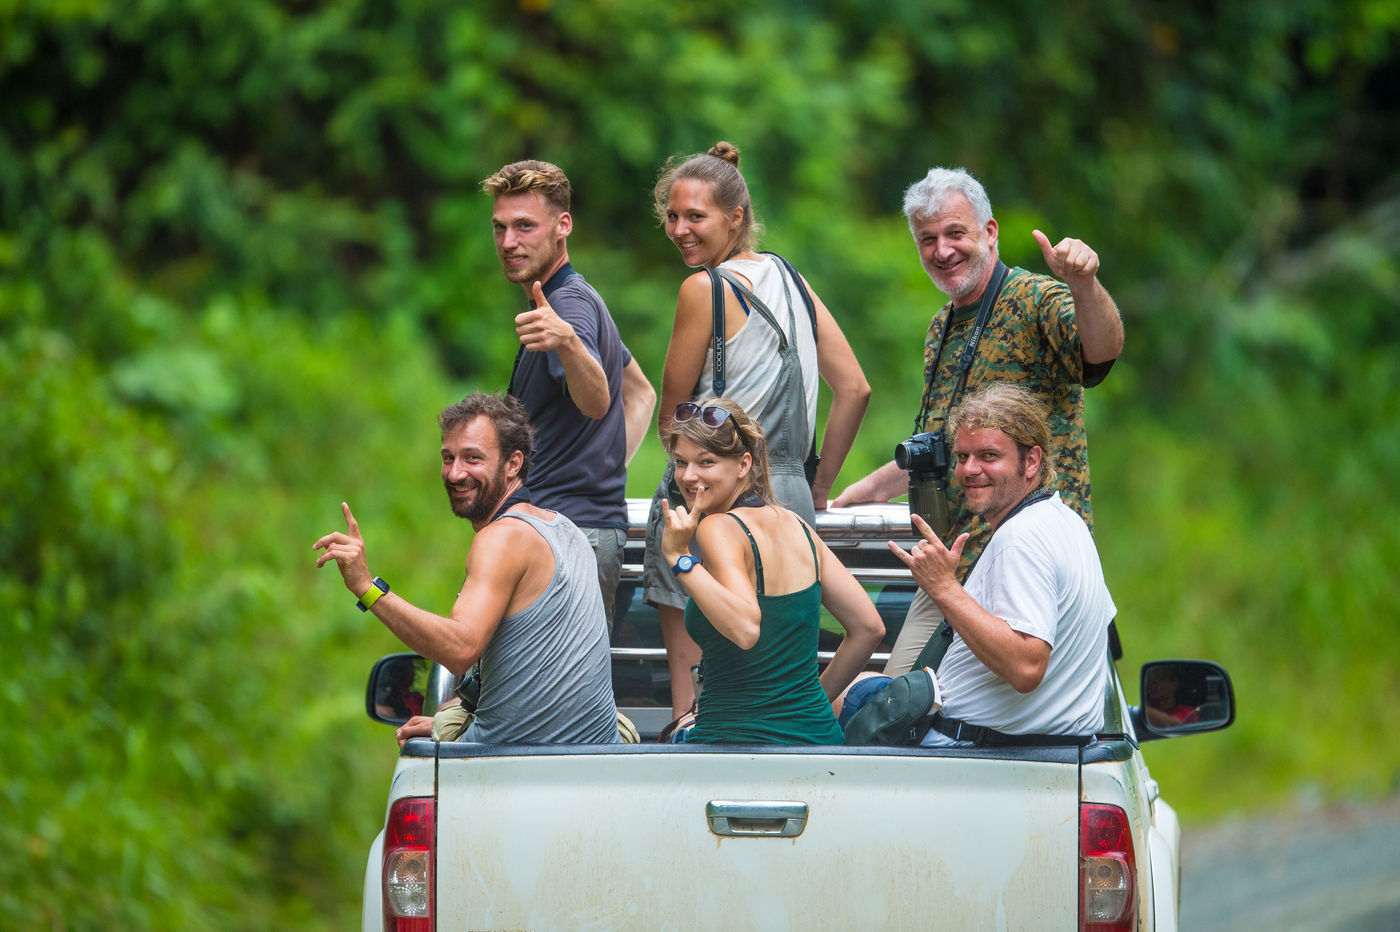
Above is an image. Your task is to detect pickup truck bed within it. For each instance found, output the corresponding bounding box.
[361,502,1234,931]
[421,743,1082,929]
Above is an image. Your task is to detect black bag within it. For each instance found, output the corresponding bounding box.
[843,668,943,746]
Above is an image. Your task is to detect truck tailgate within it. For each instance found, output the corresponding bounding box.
[431,744,1081,930]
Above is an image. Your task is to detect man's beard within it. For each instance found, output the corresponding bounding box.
[448,462,509,523]
[939,242,991,304]
[501,239,563,285]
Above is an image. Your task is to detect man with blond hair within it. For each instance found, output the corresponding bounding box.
[481,160,655,628]
[841,383,1116,746]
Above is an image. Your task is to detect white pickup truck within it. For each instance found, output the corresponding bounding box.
[361,501,1235,931]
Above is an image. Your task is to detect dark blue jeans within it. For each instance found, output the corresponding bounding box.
[837,675,893,729]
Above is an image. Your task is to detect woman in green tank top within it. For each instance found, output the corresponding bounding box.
[658,399,885,743]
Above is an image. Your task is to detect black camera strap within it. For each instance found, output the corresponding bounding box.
[914,260,1010,436]
[709,267,727,396]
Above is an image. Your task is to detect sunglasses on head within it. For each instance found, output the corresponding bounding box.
[674,402,732,429]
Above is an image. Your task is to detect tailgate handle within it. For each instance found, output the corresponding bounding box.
[706,800,808,838]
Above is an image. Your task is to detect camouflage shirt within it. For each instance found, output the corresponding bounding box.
[916,266,1111,570]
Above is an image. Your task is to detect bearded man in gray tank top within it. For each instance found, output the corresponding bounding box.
[314,392,619,745]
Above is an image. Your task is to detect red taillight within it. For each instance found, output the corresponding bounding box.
[383,796,434,932]
[1080,802,1137,932]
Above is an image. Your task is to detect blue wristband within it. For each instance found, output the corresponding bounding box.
[671,554,701,576]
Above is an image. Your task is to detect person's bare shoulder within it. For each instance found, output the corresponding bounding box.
[465,510,547,571]
[677,269,715,303]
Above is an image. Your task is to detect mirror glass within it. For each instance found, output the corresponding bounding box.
[1140,660,1234,734]
[368,654,430,725]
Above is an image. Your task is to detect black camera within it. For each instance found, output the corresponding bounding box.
[894,430,952,539]
[894,431,949,477]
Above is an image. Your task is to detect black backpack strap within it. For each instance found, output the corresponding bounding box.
[705,267,726,396]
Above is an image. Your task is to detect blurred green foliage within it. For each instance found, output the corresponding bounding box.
[3,0,1398,926]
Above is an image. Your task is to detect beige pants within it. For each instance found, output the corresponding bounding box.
[883,588,946,676]
[430,704,640,744]
[579,525,625,636]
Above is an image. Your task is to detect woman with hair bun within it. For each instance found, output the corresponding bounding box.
[642,141,871,719]
[659,399,883,743]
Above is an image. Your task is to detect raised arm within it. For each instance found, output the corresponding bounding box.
[659,501,762,649]
[313,502,522,676]
[517,280,611,418]
[620,355,657,465]
[804,277,872,511]
[1032,230,1124,365]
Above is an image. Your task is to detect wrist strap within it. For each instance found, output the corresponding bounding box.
[357,576,389,612]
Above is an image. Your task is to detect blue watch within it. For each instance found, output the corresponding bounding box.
[357,576,390,612]
[671,554,701,576]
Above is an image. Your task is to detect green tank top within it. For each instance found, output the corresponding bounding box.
[684,511,844,745]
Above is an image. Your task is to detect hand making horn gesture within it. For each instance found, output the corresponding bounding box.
[889,513,968,598]
[661,478,719,568]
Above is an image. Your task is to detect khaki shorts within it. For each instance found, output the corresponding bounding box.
[642,468,688,611]
[579,524,626,635]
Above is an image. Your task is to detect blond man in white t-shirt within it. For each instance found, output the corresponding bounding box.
[839,382,1116,745]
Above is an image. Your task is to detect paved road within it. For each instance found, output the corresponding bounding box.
[1179,793,1400,931]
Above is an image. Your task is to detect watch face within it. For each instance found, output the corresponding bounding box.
[673,555,699,575]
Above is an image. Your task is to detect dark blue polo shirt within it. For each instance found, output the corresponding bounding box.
[508,263,629,529]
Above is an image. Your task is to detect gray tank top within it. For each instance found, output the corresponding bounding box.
[463,510,620,744]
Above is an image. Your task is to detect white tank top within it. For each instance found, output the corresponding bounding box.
[693,255,819,431]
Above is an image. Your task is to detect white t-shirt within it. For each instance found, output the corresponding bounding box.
[922,492,1116,742]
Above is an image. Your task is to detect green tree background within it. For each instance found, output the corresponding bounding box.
[3,1,1398,927]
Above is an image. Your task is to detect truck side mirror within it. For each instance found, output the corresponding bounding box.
[366,653,429,725]
[1136,660,1236,741]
